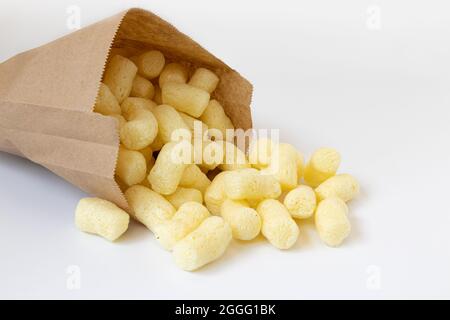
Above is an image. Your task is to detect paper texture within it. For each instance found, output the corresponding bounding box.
[0,8,252,209]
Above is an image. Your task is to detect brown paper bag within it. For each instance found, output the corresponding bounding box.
[0,8,253,210]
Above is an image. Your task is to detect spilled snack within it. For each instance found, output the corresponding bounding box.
[76,49,360,271]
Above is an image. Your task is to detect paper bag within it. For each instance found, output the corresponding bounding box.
[0,8,253,210]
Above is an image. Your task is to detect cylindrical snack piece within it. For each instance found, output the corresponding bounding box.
[148,141,192,195]
[220,199,261,240]
[125,185,176,232]
[188,67,220,93]
[200,100,234,140]
[283,185,316,219]
[152,104,191,144]
[304,147,341,187]
[256,199,299,249]
[315,197,351,247]
[154,202,210,251]
[116,146,147,187]
[162,82,210,117]
[120,109,158,150]
[135,50,165,79]
[224,170,281,201]
[131,75,155,99]
[103,55,137,103]
[94,83,121,115]
[159,62,189,88]
[75,197,129,241]
[179,164,211,194]
[172,216,232,271]
[165,187,203,209]
[315,174,359,202]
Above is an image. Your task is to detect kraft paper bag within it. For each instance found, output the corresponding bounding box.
[0,8,253,210]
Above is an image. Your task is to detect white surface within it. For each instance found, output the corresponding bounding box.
[1,0,450,299]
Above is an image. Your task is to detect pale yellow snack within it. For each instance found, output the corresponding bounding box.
[172,216,232,271]
[125,185,176,232]
[218,141,250,171]
[304,148,341,187]
[224,170,281,201]
[75,197,129,241]
[283,185,316,219]
[256,199,299,250]
[148,141,192,195]
[179,164,211,194]
[204,171,229,215]
[165,187,203,209]
[159,62,189,88]
[109,114,126,131]
[94,83,121,115]
[121,97,156,118]
[152,104,191,144]
[130,75,155,99]
[315,174,359,202]
[162,82,210,117]
[315,197,351,247]
[188,67,220,93]
[248,138,275,169]
[220,199,261,240]
[262,143,299,191]
[135,50,165,79]
[116,146,147,186]
[103,55,137,103]
[154,202,210,251]
[120,109,158,150]
[200,100,234,140]
[179,113,209,140]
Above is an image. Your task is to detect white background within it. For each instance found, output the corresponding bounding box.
[1,0,449,299]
